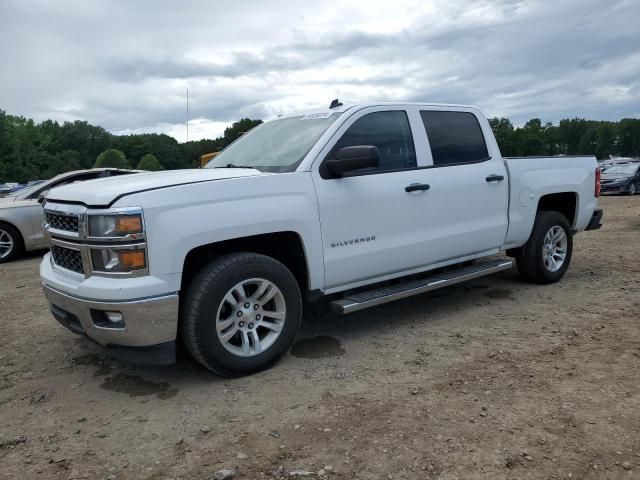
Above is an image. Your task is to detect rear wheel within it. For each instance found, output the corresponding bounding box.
[181,252,302,376]
[0,222,23,264]
[515,211,573,284]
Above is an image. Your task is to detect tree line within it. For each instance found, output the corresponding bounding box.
[489,117,640,159]
[0,110,262,182]
[1,108,638,182]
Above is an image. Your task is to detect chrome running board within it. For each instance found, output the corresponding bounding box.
[329,259,514,314]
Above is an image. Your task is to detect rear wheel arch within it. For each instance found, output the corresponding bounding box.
[506,192,577,259]
[515,210,573,284]
[535,192,578,228]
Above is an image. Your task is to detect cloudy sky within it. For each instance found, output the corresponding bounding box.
[1,0,639,141]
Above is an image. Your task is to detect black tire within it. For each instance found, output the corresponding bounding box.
[628,183,637,195]
[181,252,302,377]
[0,222,24,264]
[515,211,573,284]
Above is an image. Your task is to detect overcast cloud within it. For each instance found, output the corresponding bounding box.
[1,0,638,141]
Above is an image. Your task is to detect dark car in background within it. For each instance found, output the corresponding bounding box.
[0,183,23,197]
[600,163,640,195]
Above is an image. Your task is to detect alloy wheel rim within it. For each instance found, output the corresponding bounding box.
[542,225,567,272]
[215,278,286,357]
[0,229,14,259]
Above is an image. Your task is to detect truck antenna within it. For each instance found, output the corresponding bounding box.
[186,87,189,143]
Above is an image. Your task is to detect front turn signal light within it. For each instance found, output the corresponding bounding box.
[91,248,147,273]
[118,250,146,269]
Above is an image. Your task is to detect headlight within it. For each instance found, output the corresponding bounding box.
[88,214,143,237]
[91,247,147,272]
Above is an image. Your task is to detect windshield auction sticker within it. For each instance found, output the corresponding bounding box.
[301,112,333,120]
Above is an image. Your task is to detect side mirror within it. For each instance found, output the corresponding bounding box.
[326,146,380,177]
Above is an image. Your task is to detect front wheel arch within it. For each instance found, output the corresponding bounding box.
[180,252,303,376]
[180,231,310,294]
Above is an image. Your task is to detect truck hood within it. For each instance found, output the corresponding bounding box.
[44,168,263,207]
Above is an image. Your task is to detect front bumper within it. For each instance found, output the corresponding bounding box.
[43,283,179,365]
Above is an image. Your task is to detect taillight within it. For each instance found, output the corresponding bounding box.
[595,167,601,198]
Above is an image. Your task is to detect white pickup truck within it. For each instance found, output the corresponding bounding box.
[40,102,603,376]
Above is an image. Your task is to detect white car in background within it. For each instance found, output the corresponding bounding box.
[0,168,141,263]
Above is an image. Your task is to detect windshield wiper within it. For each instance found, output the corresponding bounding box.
[220,163,255,169]
[211,163,262,171]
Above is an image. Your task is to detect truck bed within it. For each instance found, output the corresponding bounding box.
[503,155,598,249]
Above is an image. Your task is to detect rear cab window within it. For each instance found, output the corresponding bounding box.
[420,111,489,167]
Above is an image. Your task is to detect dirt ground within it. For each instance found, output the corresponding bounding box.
[1,196,639,480]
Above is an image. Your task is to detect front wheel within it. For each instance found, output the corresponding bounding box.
[181,253,302,376]
[629,182,637,195]
[515,211,573,284]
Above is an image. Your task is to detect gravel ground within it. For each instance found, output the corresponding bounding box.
[1,195,639,480]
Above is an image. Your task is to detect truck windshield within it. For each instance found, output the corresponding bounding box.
[205,112,342,172]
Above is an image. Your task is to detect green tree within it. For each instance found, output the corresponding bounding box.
[557,118,591,154]
[59,120,111,169]
[224,118,263,144]
[113,133,182,170]
[94,148,128,168]
[488,117,515,156]
[518,118,546,156]
[137,153,164,171]
[180,138,224,168]
[617,118,640,157]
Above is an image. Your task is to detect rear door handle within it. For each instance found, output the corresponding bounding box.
[485,174,504,182]
[405,183,430,193]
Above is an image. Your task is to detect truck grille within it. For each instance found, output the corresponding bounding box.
[50,245,84,274]
[45,212,79,233]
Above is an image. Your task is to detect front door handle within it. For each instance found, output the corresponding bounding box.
[405,183,430,193]
[485,174,505,182]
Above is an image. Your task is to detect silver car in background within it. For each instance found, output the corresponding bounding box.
[0,169,141,263]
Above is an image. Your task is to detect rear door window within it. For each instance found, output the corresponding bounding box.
[420,111,489,166]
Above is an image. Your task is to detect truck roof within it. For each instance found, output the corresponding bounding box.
[275,101,479,121]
